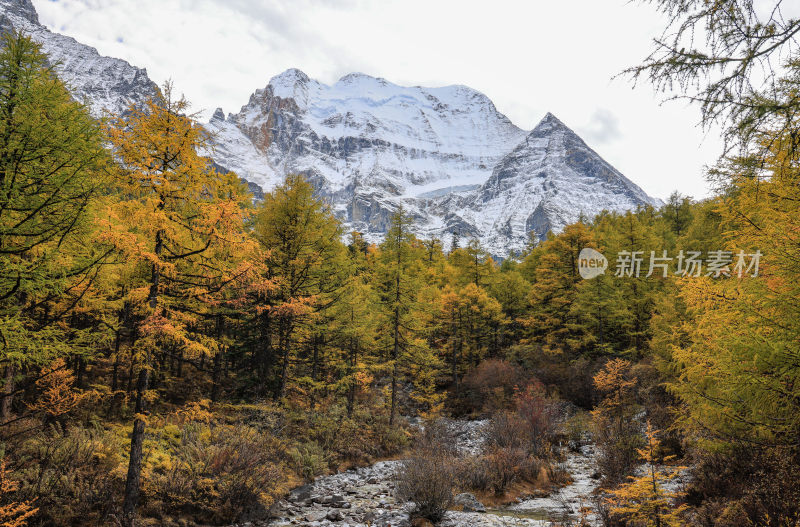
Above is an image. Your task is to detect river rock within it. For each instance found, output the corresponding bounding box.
[303,510,327,522]
[288,484,313,502]
[454,492,486,512]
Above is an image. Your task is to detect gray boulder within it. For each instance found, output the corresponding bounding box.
[454,492,486,512]
[304,510,327,522]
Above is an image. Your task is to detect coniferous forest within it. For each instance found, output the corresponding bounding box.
[2,1,800,526]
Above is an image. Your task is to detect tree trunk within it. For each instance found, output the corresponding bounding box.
[451,335,460,393]
[310,336,319,410]
[75,357,85,389]
[122,227,162,524]
[259,313,272,396]
[126,356,135,394]
[111,331,121,393]
[390,304,399,425]
[211,352,221,403]
[276,320,291,401]
[346,336,357,418]
[121,365,149,526]
[0,365,14,425]
[176,350,183,378]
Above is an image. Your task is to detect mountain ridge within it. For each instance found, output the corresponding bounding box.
[2,2,661,256]
[207,68,660,254]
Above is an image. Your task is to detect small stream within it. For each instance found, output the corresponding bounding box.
[265,420,603,527]
[507,444,600,524]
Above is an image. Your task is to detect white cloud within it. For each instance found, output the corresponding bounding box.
[32,0,724,200]
[578,109,623,146]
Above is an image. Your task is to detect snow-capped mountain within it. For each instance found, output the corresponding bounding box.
[434,113,661,254]
[203,69,528,235]
[0,0,157,117]
[2,0,661,256]
[206,70,660,254]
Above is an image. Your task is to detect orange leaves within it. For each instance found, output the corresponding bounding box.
[103,82,255,369]
[0,461,37,527]
[171,399,213,425]
[137,311,215,359]
[592,358,637,412]
[25,359,85,418]
[593,358,636,395]
[268,296,317,319]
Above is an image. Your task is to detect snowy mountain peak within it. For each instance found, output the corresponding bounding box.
[337,72,386,84]
[269,67,310,88]
[436,111,661,254]
[203,72,661,255]
[533,111,569,133]
[266,68,316,104]
[0,0,661,256]
[0,0,158,117]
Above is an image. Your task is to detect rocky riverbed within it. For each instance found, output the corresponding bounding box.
[262,419,605,527]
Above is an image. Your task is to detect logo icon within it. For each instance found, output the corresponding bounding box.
[578,248,607,279]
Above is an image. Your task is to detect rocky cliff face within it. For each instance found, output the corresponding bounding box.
[208,71,660,254]
[2,1,661,256]
[0,0,158,117]
[204,69,529,241]
[435,113,660,255]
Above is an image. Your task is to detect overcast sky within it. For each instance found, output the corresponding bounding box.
[33,0,725,200]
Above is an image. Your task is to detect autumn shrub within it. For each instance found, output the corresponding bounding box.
[486,382,556,458]
[0,460,38,527]
[416,417,459,456]
[396,451,455,523]
[287,441,328,481]
[458,445,556,496]
[685,445,800,527]
[484,446,529,494]
[487,411,529,450]
[452,380,561,496]
[462,358,525,413]
[148,421,287,524]
[506,346,596,409]
[335,408,409,459]
[395,419,457,522]
[455,455,493,492]
[281,403,408,465]
[370,415,410,455]
[515,383,557,452]
[12,423,124,525]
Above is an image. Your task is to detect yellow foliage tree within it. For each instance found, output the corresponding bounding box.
[521,222,595,354]
[591,358,642,482]
[106,82,252,526]
[435,283,506,392]
[24,359,85,417]
[252,173,346,402]
[668,118,800,448]
[608,421,688,527]
[0,32,111,426]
